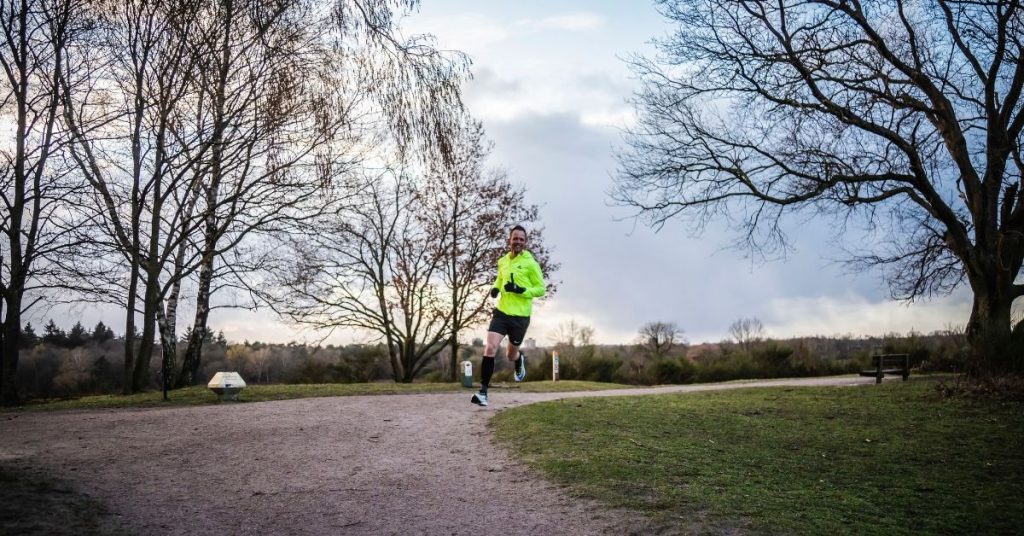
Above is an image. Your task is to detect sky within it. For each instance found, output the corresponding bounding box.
[45,0,975,346]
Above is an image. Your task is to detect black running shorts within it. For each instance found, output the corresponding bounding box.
[487,308,531,346]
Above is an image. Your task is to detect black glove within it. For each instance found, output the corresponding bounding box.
[504,274,526,294]
[489,287,499,298]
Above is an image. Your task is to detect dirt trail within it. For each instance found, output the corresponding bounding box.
[0,376,877,535]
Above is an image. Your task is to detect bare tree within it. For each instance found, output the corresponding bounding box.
[273,171,454,382]
[615,1,1024,373]
[271,140,556,384]
[0,0,84,403]
[551,320,595,348]
[60,0,209,393]
[59,0,366,396]
[417,118,555,380]
[171,0,360,388]
[330,0,469,167]
[637,321,684,359]
[728,317,765,354]
[175,0,470,387]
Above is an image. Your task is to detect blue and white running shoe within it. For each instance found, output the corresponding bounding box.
[514,352,527,382]
[471,392,489,406]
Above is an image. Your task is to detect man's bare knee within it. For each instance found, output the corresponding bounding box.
[484,332,504,356]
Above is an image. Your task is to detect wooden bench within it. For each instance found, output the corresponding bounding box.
[860,354,910,384]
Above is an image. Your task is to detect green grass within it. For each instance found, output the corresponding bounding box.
[492,379,1024,535]
[13,380,630,412]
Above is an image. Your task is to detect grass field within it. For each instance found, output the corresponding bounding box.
[492,378,1024,535]
[12,379,631,412]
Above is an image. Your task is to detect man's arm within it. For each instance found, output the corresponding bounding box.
[524,261,546,299]
[490,272,501,298]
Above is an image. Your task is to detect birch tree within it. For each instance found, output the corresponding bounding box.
[60,0,207,393]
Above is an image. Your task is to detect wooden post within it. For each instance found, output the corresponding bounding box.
[552,351,559,381]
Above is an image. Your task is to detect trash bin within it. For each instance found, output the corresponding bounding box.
[461,360,474,388]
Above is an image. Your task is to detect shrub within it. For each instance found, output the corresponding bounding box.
[652,357,697,384]
[577,352,626,383]
[752,343,794,375]
[696,353,759,383]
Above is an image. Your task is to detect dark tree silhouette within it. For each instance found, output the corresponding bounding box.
[637,321,685,359]
[615,0,1024,373]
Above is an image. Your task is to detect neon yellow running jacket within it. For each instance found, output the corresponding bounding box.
[492,250,546,317]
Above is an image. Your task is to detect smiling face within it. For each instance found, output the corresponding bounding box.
[509,228,527,255]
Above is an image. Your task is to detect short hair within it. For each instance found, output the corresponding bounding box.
[510,224,527,237]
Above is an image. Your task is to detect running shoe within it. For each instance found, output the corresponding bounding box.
[514,352,526,382]
[471,392,489,406]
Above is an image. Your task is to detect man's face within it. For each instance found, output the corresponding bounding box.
[509,229,526,254]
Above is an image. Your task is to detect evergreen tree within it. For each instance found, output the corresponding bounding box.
[91,321,114,343]
[67,322,88,347]
[20,323,38,348]
[42,320,67,347]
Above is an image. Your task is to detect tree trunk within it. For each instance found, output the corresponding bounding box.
[2,129,23,404]
[133,312,157,392]
[448,196,460,381]
[122,260,139,394]
[389,344,403,382]
[401,340,415,383]
[155,304,176,399]
[448,336,459,383]
[1,299,21,405]
[177,253,215,387]
[0,298,5,395]
[131,266,161,392]
[966,288,1017,374]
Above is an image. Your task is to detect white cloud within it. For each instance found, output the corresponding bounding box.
[407,13,511,48]
[464,70,635,125]
[579,108,636,128]
[516,13,604,31]
[529,299,636,347]
[524,292,974,347]
[762,293,973,339]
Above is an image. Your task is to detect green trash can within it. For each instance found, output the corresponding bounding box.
[461,360,474,388]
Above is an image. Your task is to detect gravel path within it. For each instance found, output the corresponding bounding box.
[0,376,878,535]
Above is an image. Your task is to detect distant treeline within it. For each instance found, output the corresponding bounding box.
[15,321,968,401]
[16,320,397,400]
[501,328,965,386]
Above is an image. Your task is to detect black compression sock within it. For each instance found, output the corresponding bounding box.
[481,355,495,393]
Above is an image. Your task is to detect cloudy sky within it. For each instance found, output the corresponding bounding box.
[48,0,975,346]
[394,0,974,346]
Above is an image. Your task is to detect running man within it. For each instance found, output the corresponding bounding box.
[471,224,546,407]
